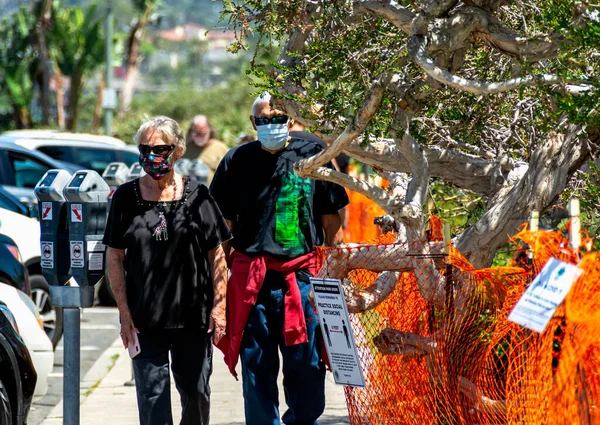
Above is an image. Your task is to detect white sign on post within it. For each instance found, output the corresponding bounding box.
[310,277,365,388]
[508,257,583,333]
[71,204,83,223]
[88,253,103,271]
[41,202,52,220]
[70,241,84,268]
[41,242,54,268]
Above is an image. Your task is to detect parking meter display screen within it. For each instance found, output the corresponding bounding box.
[40,172,57,187]
[69,174,86,189]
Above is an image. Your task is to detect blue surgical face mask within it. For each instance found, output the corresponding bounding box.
[257,123,289,151]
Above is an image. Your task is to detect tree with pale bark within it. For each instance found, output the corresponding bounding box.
[223,0,599,273]
[118,0,161,118]
[222,3,599,416]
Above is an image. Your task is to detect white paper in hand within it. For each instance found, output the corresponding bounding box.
[508,257,583,333]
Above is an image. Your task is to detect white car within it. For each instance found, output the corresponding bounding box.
[0,207,63,347]
[0,132,139,176]
[0,282,54,398]
[1,130,126,147]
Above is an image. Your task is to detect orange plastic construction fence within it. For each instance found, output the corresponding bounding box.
[344,190,385,243]
[317,227,600,424]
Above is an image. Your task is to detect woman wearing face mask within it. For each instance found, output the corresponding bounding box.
[103,116,231,425]
[183,115,229,186]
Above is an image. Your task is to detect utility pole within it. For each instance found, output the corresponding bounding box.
[103,0,116,136]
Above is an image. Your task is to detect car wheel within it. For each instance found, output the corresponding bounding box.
[97,276,116,307]
[0,378,12,425]
[30,274,63,349]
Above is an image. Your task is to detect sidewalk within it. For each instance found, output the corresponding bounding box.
[40,337,350,425]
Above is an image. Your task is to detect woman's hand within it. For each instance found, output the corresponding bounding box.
[119,311,139,349]
[208,306,226,345]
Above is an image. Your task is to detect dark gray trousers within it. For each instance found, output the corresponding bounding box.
[132,329,213,425]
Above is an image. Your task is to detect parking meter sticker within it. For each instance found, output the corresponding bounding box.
[41,242,54,268]
[71,204,83,222]
[88,253,104,271]
[87,241,106,252]
[41,202,53,220]
[70,241,84,268]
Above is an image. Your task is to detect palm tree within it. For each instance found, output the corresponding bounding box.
[118,0,161,118]
[49,4,105,131]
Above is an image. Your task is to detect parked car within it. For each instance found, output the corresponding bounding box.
[0,132,139,176]
[0,187,31,218]
[0,130,125,147]
[0,283,54,398]
[0,207,62,348]
[0,234,29,296]
[0,141,80,211]
[0,300,37,425]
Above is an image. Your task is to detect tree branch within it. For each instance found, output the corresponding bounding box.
[408,35,581,94]
[294,75,387,175]
[455,124,590,267]
[299,166,402,213]
[353,0,416,34]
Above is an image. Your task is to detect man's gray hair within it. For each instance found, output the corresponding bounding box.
[133,116,186,155]
[251,91,272,116]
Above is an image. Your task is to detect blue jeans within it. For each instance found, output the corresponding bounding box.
[132,329,213,425]
[240,270,326,425]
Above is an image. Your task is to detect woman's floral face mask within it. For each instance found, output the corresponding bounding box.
[138,145,176,180]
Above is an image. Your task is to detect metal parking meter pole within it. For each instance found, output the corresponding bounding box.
[34,170,78,425]
[63,171,110,425]
[63,307,81,425]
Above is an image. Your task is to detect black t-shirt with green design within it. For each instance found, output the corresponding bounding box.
[210,137,349,260]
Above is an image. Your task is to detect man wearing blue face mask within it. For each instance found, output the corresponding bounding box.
[210,92,349,425]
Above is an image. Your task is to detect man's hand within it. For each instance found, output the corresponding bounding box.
[208,306,226,345]
[119,311,139,349]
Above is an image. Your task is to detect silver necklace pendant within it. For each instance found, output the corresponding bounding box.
[153,211,169,241]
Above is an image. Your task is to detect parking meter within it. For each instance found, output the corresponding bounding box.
[34,170,72,288]
[62,171,111,305]
[102,162,129,211]
[174,158,191,176]
[102,162,128,192]
[188,159,210,185]
[127,163,145,181]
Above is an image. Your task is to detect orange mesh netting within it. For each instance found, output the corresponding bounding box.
[344,190,386,243]
[316,227,600,424]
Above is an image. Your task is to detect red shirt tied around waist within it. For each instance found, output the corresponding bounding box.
[216,251,318,377]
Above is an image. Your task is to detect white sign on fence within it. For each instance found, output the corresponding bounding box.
[508,257,583,333]
[310,277,365,388]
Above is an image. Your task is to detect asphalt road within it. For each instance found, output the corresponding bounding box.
[27,306,120,425]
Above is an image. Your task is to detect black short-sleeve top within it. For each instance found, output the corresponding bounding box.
[209,138,349,260]
[102,177,231,330]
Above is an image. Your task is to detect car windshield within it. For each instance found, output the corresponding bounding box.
[38,146,139,174]
[0,189,26,215]
[6,152,50,188]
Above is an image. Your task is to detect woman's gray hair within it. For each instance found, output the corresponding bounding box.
[133,116,187,155]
